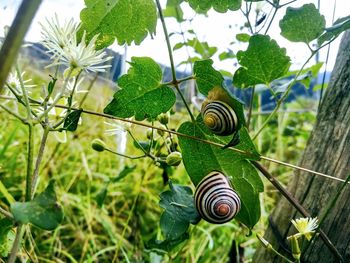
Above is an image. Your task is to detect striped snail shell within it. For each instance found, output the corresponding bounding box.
[195,171,241,224]
[201,100,238,136]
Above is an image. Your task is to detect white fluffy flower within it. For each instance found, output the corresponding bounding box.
[291,217,318,241]
[40,14,112,75]
[6,71,35,95]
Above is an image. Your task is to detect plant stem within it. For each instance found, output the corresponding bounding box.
[0,103,26,123]
[155,0,195,123]
[30,126,50,198]
[0,206,14,219]
[105,148,146,160]
[79,73,98,108]
[38,69,73,120]
[25,124,35,201]
[7,225,24,263]
[252,51,316,140]
[246,86,255,130]
[0,0,43,92]
[264,2,279,35]
[16,65,32,119]
[252,161,344,262]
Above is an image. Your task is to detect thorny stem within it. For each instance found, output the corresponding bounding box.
[30,126,50,198]
[252,161,344,262]
[16,98,348,185]
[155,0,195,123]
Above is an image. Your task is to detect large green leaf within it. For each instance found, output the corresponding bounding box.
[187,0,242,13]
[104,57,176,121]
[318,16,350,45]
[79,0,157,48]
[193,59,224,96]
[11,181,64,230]
[178,118,262,228]
[279,3,325,43]
[233,35,291,88]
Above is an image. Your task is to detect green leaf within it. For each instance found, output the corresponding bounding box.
[148,182,199,252]
[79,0,157,48]
[218,50,236,61]
[236,33,251,42]
[111,165,137,183]
[178,119,262,228]
[63,109,82,132]
[163,2,184,22]
[233,35,291,88]
[279,3,325,43]
[11,181,64,230]
[159,182,200,226]
[104,57,176,121]
[0,218,14,257]
[187,0,241,13]
[146,232,189,253]
[318,16,350,45]
[95,183,109,208]
[193,59,224,96]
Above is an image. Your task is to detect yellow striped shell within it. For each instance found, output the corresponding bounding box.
[201,101,238,136]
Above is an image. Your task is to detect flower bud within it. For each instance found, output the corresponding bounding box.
[157,112,169,125]
[166,152,182,166]
[91,139,106,152]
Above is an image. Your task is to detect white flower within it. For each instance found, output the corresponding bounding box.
[291,217,318,241]
[104,119,132,136]
[40,14,112,75]
[62,77,87,97]
[40,14,78,60]
[6,71,35,96]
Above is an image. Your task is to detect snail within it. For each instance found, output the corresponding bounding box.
[201,87,241,147]
[202,100,238,136]
[195,171,241,224]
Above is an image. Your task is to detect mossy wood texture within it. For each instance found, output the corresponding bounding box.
[253,31,350,262]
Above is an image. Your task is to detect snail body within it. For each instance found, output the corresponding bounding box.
[201,100,238,136]
[195,171,241,224]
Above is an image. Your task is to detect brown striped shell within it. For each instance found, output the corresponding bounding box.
[194,171,241,224]
[201,101,238,136]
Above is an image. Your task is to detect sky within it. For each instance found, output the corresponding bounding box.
[0,0,348,75]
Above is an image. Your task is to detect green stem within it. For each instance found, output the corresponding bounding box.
[7,225,25,263]
[105,148,146,160]
[38,69,73,120]
[30,126,50,198]
[16,65,32,119]
[53,72,82,129]
[252,51,316,140]
[25,124,35,201]
[246,86,255,130]
[0,103,26,123]
[155,0,195,123]
[264,1,279,35]
[0,0,43,93]
[0,206,14,219]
